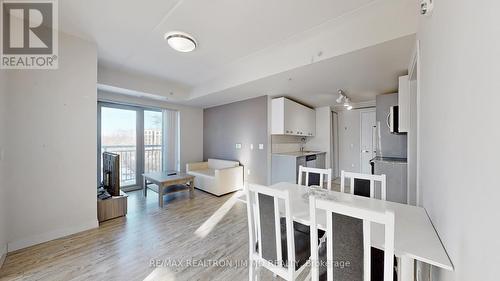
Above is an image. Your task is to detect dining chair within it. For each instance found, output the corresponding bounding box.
[246,183,310,281]
[298,166,332,190]
[309,195,395,281]
[340,171,387,200]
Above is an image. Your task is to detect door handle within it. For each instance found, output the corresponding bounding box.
[362,150,370,153]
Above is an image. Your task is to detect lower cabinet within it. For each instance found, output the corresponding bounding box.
[271,153,326,185]
[373,161,408,204]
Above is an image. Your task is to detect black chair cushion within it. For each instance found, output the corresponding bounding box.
[353,178,371,197]
[255,218,324,271]
[279,218,311,270]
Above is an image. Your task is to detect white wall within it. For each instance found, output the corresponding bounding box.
[98,91,203,172]
[5,32,98,251]
[98,65,190,101]
[417,1,500,280]
[305,107,332,168]
[190,0,417,99]
[338,109,362,173]
[0,69,7,263]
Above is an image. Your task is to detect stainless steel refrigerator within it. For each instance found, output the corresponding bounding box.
[370,93,408,204]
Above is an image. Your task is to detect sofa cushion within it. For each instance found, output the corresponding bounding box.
[208,159,239,170]
[188,168,215,178]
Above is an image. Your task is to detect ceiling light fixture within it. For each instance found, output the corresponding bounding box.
[336,90,346,103]
[336,89,353,110]
[164,31,197,53]
[343,97,351,107]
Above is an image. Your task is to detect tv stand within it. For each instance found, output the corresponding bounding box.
[97,190,128,222]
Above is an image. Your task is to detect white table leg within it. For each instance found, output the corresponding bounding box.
[400,255,415,281]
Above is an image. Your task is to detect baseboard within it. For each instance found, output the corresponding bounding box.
[7,220,99,252]
[0,243,7,269]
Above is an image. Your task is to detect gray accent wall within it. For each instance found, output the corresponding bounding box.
[204,96,269,185]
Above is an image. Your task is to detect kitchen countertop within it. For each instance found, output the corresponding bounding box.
[370,156,408,164]
[272,151,326,157]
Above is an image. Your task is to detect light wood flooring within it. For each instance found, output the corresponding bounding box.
[0,189,274,281]
[0,182,342,281]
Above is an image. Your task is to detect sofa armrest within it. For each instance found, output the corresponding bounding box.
[186,161,208,172]
[215,166,244,189]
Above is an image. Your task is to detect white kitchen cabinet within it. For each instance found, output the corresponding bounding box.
[272,97,316,136]
[398,75,409,133]
[307,107,316,136]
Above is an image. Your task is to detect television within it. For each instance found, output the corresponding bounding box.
[102,152,120,196]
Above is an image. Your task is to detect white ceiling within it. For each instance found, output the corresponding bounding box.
[60,0,375,85]
[60,0,418,108]
[189,35,416,108]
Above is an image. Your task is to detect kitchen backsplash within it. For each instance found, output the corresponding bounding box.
[272,135,307,153]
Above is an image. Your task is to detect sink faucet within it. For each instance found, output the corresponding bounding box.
[300,137,306,152]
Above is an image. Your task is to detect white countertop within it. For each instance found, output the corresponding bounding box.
[272,151,326,157]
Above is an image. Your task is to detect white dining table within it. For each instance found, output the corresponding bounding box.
[270,182,453,281]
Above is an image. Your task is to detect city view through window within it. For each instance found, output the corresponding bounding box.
[101,107,163,187]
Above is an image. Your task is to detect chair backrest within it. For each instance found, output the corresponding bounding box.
[298,166,332,190]
[309,195,395,281]
[246,183,295,279]
[340,171,387,200]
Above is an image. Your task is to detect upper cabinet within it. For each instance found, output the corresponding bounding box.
[272,97,316,136]
[398,75,409,133]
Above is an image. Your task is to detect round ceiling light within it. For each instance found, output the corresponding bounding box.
[164,31,197,53]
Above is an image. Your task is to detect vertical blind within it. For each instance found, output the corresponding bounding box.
[162,109,180,172]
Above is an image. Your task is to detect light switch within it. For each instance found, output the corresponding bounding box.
[247,169,251,175]
[259,144,264,150]
[235,143,242,149]
[250,144,254,150]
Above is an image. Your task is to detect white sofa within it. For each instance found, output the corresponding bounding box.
[186,159,244,196]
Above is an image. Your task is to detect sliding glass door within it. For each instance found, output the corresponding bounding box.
[100,106,138,187]
[98,103,165,190]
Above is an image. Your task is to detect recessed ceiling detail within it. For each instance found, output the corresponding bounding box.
[61,0,417,108]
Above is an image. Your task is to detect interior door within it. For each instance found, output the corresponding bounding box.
[360,110,376,174]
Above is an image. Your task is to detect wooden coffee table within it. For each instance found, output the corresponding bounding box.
[142,171,195,207]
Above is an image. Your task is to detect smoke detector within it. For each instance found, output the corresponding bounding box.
[420,0,434,16]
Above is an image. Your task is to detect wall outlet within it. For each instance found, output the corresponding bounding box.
[235,143,242,149]
[259,144,264,150]
[250,144,254,150]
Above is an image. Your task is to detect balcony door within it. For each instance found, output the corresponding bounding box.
[98,103,164,190]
